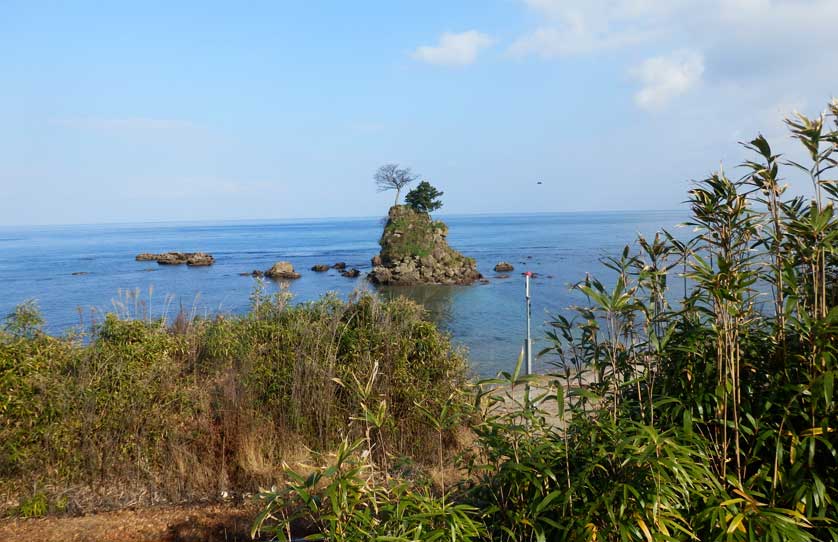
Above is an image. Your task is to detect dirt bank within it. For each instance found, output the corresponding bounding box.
[0,502,258,542]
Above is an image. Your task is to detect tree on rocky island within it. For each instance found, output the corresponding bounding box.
[374,163,418,205]
[405,181,443,214]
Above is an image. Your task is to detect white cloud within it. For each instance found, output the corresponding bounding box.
[509,0,677,57]
[509,0,838,114]
[508,25,649,57]
[412,31,493,67]
[631,50,704,110]
[510,0,838,59]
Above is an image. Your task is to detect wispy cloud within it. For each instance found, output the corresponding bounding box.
[631,50,704,111]
[412,30,493,67]
[52,116,202,135]
[508,0,672,57]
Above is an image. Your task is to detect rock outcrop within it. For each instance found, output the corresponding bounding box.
[135,252,215,266]
[311,264,330,272]
[341,268,360,278]
[368,205,481,285]
[494,262,514,272]
[265,261,301,279]
[184,253,215,266]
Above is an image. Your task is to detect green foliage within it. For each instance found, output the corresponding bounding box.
[405,181,444,214]
[0,291,468,514]
[379,209,437,260]
[3,300,44,339]
[17,493,48,518]
[253,437,485,542]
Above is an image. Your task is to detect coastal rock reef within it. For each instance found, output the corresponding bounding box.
[368,205,481,285]
[135,252,215,266]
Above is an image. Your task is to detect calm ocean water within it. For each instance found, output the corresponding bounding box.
[0,211,687,376]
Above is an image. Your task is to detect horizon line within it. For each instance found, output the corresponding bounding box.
[0,206,688,229]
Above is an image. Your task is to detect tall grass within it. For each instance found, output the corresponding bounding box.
[0,288,468,515]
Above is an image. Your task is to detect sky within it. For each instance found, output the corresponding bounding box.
[1,0,836,226]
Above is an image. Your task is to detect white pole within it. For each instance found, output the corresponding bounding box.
[525,272,532,377]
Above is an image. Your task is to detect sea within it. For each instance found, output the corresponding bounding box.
[0,210,687,377]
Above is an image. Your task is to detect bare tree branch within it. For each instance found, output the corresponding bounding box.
[374,164,418,205]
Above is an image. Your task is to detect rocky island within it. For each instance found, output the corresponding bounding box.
[368,205,481,285]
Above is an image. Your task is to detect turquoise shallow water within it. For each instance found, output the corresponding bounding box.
[0,210,687,376]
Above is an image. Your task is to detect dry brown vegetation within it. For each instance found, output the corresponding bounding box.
[0,287,469,517]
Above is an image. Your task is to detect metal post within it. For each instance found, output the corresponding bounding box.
[524,271,532,377]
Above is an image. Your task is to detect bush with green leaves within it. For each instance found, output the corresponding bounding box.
[505,100,838,540]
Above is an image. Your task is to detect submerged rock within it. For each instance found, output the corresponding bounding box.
[341,268,360,278]
[265,261,301,279]
[311,264,330,272]
[368,205,481,286]
[494,262,514,272]
[332,262,347,270]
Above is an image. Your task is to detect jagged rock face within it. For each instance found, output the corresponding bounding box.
[368,205,481,285]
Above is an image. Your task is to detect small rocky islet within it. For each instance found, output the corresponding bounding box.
[367,205,482,285]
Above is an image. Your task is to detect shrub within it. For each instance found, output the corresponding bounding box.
[0,291,469,514]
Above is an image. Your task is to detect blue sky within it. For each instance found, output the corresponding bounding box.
[2,0,836,225]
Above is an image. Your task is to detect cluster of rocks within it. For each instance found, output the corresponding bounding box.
[135,252,215,266]
[368,205,482,285]
[239,261,361,280]
[310,262,359,277]
[131,241,535,287]
[240,262,301,279]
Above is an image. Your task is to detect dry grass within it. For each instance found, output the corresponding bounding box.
[0,291,470,516]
